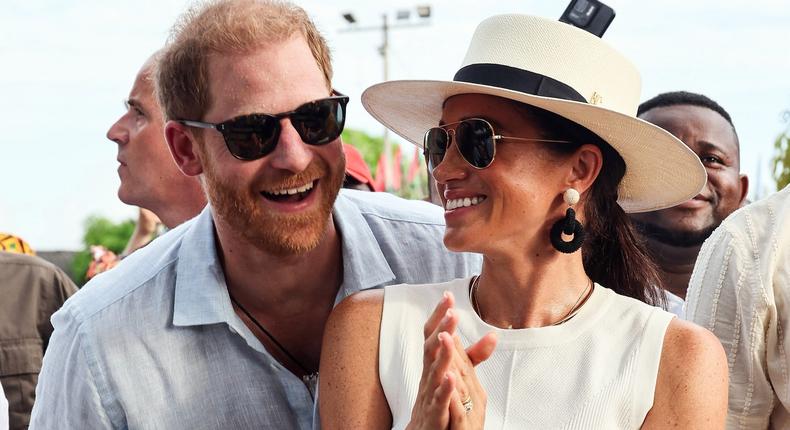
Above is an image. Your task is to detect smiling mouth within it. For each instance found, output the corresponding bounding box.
[445,196,486,210]
[261,180,316,203]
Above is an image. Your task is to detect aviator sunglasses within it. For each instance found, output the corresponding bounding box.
[423,118,572,171]
[178,91,349,160]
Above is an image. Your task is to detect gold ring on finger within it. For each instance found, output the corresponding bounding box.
[461,395,473,414]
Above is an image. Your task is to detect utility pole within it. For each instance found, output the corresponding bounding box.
[340,6,431,191]
[380,14,390,189]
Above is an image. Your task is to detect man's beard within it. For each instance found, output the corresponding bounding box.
[202,153,344,256]
[633,219,717,248]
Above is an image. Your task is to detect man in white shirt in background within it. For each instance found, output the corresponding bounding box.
[686,184,790,429]
[630,91,748,316]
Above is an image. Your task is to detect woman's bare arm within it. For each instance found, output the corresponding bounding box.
[319,289,392,430]
[642,319,728,429]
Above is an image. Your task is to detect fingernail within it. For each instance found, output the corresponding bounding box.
[445,309,453,319]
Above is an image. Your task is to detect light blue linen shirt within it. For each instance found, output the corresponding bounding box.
[30,190,481,430]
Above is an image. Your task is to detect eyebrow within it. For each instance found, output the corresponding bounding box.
[697,140,737,160]
[125,98,146,115]
[438,116,506,130]
[697,140,730,154]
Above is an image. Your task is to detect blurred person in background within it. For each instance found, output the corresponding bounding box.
[106,50,206,229]
[87,51,209,280]
[0,236,77,430]
[342,143,380,192]
[630,91,748,316]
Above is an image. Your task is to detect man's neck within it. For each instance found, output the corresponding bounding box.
[213,215,344,377]
[217,217,343,313]
[155,196,207,229]
[644,237,702,299]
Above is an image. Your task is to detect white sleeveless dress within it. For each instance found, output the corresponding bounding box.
[379,277,674,429]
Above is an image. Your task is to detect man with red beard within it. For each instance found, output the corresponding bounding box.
[630,91,748,316]
[30,1,480,429]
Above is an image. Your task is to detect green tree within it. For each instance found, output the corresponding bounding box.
[773,111,790,191]
[342,128,429,200]
[341,128,383,173]
[70,216,135,285]
[397,151,429,201]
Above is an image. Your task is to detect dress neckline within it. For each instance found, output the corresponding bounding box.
[453,276,613,349]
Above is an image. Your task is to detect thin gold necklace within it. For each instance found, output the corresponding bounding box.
[469,275,594,328]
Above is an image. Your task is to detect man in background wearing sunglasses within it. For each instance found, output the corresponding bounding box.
[30,1,480,428]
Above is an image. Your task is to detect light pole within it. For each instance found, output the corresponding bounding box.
[340,6,431,191]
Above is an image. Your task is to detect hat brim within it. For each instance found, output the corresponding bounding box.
[362,80,706,213]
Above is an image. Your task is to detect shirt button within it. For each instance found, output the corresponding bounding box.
[229,327,237,334]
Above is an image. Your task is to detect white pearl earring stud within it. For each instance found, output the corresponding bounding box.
[564,188,580,206]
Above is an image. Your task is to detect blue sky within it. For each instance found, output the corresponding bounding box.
[2,0,789,250]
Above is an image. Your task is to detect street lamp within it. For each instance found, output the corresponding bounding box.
[341,12,356,24]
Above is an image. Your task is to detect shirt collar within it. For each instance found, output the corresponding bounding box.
[333,191,395,299]
[172,205,234,327]
[172,193,397,327]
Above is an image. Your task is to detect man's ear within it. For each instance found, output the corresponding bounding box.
[738,173,750,207]
[165,121,204,177]
[566,144,603,195]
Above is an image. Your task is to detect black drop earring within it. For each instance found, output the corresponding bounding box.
[550,188,585,254]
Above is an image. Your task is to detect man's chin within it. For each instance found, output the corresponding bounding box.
[204,155,344,257]
[246,212,330,256]
[633,220,717,248]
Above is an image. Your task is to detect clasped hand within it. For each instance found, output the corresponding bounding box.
[406,291,498,430]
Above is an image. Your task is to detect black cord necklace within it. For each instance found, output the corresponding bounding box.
[229,293,319,396]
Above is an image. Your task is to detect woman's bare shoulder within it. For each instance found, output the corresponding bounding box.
[329,289,385,327]
[643,318,727,428]
[320,289,391,429]
[662,318,726,366]
[323,289,386,356]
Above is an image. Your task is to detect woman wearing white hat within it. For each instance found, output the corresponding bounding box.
[320,14,727,429]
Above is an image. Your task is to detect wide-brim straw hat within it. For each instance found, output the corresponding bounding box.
[361,14,706,213]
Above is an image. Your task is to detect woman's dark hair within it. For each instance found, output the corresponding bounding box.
[512,101,666,308]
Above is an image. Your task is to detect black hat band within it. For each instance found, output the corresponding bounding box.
[453,63,587,103]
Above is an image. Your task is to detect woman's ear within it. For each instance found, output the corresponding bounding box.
[165,121,204,177]
[566,144,603,194]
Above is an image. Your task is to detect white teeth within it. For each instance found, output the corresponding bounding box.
[270,181,314,196]
[445,196,486,210]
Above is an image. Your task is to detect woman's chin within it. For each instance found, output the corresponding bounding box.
[442,230,479,253]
